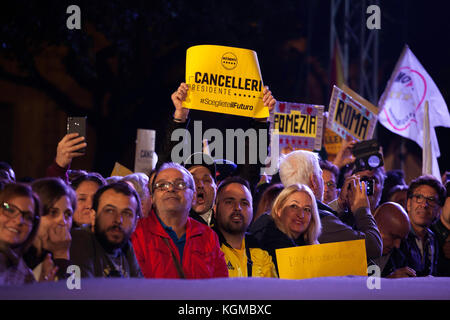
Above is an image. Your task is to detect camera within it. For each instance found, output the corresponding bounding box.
[351,139,383,172]
[360,177,374,196]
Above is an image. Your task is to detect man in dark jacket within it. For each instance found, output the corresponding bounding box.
[372,202,415,277]
[431,181,450,276]
[70,182,142,278]
[400,175,446,276]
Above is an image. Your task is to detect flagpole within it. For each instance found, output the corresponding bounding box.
[422,101,431,175]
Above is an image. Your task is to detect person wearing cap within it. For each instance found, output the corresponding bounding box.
[431,180,450,276]
[183,152,218,227]
[213,176,277,278]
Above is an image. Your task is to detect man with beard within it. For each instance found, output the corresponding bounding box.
[70,182,143,278]
[213,176,277,278]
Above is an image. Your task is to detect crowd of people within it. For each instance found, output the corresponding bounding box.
[0,83,449,286]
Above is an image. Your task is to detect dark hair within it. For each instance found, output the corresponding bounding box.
[319,160,339,179]
[0,183,41,252]
[352,165,386,186]
[0,161,15,181]
[446,181,450,199]
[31,178,77,216]
[71,172,106,191]
[380,169,407,204]
[216,176,251,202]
[92,181,142,219]
[389,184,408,195]
[255,183,284,219]
[407,175,446,207]
[148,168,157,195]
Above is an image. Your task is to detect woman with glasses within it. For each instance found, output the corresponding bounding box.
[0,183,41,285]
[250,183,322,271]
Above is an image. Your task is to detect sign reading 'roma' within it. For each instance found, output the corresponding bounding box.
[183,45,269,118]
[327,85,379,141]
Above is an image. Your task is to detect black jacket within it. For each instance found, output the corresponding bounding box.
[70,228,143,278]
[249,214,306,272]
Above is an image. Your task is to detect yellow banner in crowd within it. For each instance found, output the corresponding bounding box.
[183,45,269,118]
[323,127,343,162]
[110,162,133,177]
[276,239,367,279]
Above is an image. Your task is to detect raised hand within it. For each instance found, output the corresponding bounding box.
[171,82,190,122]
[39,253,59,282]
[44,224,72,260]
[333,139,356,169]
[256,86,276,122]
[55,133,86,168]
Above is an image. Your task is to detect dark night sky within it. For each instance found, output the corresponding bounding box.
[0,0,449,178]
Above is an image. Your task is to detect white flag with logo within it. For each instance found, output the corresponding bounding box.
[378,45,450,161]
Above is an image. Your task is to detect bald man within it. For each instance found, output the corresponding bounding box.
[373,202,416,278]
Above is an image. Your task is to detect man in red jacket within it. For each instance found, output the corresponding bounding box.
[131,162,228,278]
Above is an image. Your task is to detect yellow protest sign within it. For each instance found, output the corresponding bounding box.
[183,45,269,118]
[110,162,133,177]
[323,127,343,162]
[276,239,367,279]
[327,85,379,141]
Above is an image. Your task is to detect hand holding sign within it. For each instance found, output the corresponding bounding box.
[255,86,276,122]
[171,82,190,122]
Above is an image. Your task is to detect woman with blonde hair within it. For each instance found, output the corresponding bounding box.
[250,183,321,270]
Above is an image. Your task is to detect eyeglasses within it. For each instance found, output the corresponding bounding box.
[325,181,337,188]
[154,180,191,192]
[1,202,37,226]
[411,194,438,207]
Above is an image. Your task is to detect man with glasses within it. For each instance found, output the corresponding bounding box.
[70,181,143,278]
[319,160,340,204]
[400,175,446,276]
[131,162,228,278]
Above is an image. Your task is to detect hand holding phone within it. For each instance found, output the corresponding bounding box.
[55,133,87,168]
[67,117,87,154]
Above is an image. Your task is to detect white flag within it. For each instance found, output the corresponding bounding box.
[378,45,450,159]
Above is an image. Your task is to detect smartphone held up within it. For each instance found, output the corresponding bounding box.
[67,116,87,154]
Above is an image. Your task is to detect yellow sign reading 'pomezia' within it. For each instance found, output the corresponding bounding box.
[183,45,269,118]
[276,239,367,279]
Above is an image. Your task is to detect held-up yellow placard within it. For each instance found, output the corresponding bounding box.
[323,127,343,162]
[276,239,367,279]
[183,45,269,118]
[110,162,133,177]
